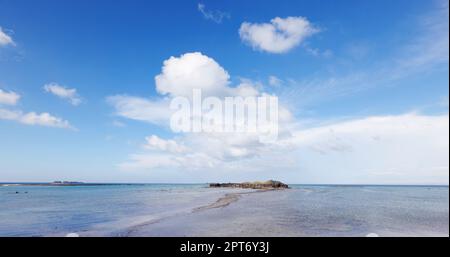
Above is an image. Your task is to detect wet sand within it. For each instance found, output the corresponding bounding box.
[193,189,276,212]
[121,188,277,236]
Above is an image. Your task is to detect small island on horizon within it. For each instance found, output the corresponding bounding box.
[209,180,289,189]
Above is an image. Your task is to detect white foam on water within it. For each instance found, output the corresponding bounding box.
[366,233,379,237]
[65,233,79,237]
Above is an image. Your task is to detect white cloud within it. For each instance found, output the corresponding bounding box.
[1,88,74,129]
[232,78,261,97]
[305,46,333,58]
[107,95,172,125]
[117,115,294,170]
[198,3,230,24]
[239,16,319,53]
[0,27,15,47]
[144,135,188,154]
[287,113,449,184]
[155,52,261,98]
[155,52,231,97]
[0,89,20,105]
[0,108,73,129]
[120,129,292,171]
[44,83,82,106]
[111,52,293,171]
[109,52,264,124]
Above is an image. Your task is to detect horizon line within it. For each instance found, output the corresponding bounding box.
[0,182,448,187]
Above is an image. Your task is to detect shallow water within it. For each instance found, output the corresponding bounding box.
[0,184,448,237]
[0,184,242,236]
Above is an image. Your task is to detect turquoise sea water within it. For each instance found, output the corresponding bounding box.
[0,184,448,237]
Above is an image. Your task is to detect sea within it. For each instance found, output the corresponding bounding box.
[0,184,448,237]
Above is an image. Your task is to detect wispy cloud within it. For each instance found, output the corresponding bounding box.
[43,83,82,106]
[197,3,230,24]
[268,76,283,87]
[239,16,319,53]
[0,27,15,47]
[393,0,449,72]
[0,89,21,105]
[0,108,74,129]
[277,0,449,110]
[107,95,172,126]
[305,46,333,58]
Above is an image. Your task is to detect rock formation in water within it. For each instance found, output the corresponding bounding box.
[209,180,289,189]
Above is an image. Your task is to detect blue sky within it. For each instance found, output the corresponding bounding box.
[0,0,448,184]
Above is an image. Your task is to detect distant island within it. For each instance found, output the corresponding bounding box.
[209,180,289,189]
[51,181,85,185]
[0,181,106,187]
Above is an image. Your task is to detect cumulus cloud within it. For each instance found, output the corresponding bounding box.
[109,52,264,125]
[108,52,296,173]
[44,83,82,106]
[0,88,74,129]
[239,16,319,53]
[198,3,230,23]
[0,89,20,105]
[109,52,292,171]
[0,27,15,46]
[155,52,231,97]
[155,52,261,98]
[0,108,73,129]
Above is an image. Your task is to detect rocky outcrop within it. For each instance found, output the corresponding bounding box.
[209,180,289,189]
